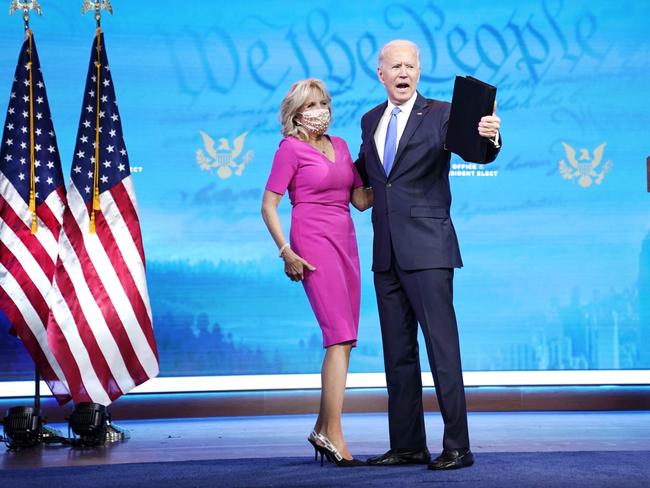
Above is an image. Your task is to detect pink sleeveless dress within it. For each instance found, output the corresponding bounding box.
[265,135,363,347]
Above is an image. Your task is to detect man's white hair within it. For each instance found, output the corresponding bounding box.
[378,39,420,68]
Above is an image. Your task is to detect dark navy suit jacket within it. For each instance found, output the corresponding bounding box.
[355,93,499,272]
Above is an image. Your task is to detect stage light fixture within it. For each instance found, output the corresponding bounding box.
[68,402,111,447]
[2,406,43,449]
[67,402,129,447]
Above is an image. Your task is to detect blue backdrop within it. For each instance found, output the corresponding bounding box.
[1,0,649,380]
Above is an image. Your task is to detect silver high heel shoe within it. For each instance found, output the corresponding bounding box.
[307,430,327,464]
[316,433,365,467]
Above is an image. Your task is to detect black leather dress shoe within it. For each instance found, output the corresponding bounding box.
[427,448,474,470]
[367,448,431,466]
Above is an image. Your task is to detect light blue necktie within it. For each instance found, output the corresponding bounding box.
[383,107,401,176]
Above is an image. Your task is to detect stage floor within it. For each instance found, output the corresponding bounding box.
[2,411,650,470]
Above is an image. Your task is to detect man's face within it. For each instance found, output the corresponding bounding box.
[377,43,420,105]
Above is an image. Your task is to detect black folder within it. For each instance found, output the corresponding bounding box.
[445,75,496,163]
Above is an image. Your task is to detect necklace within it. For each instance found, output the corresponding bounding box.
[307,136,335,163]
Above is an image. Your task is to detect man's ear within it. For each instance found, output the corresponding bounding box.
[377,67,385,84]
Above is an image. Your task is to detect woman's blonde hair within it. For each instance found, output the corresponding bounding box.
[280,78,332,140]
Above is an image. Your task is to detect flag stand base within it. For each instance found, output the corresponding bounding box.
[105,421,129,443]
[40,424,65,443]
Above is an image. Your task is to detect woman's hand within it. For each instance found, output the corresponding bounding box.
[261,190,315,281]
[282,248,316,281]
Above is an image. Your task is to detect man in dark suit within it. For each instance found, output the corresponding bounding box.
[356,40,501,470]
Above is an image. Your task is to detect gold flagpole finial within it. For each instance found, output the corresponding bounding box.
[82,0,112,28]
[9,1,42,31]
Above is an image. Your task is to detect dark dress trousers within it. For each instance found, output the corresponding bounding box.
[355,92,499,450]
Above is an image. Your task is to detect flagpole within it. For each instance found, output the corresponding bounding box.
[81,0,112,28]
[10,3,42,234]
[9,0,42,31]
[89,30,101,233]
[77,0,128,444]
[34,365,40,410]
[27,29,39,233]
[82,0,112,233]
[9,0,44,408]
[4,1,67,448]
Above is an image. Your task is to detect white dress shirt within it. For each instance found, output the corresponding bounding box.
[373,92,418,164]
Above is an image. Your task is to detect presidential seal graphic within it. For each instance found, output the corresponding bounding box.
[196,131,253,179]
[559,142,612,188]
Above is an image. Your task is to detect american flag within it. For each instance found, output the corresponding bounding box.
[0,30,71,403]
[46,31,159,405]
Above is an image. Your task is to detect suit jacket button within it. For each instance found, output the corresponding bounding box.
[386,183,392,188]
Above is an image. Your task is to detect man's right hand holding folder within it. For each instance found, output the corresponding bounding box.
[478,101,500,147]
[445,75,502,163]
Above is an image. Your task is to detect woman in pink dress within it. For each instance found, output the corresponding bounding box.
[262,79,372,466]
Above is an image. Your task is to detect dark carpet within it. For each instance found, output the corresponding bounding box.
[2,451,649,487]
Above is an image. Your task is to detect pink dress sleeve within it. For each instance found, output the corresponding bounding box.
[265,138,298,195]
